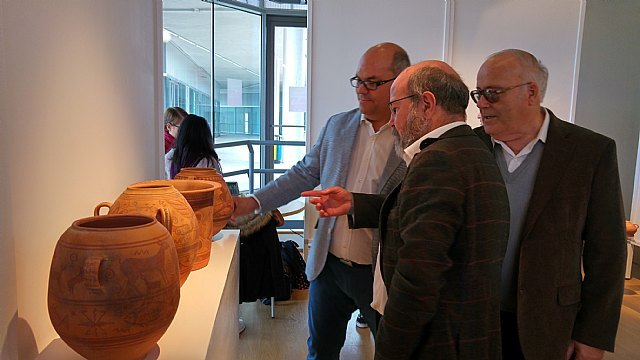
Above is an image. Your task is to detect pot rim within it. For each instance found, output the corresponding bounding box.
[134,179,220,194]
[73,214,157,230]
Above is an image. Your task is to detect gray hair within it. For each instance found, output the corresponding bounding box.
[407,67,469,116]
[488,49,549,100]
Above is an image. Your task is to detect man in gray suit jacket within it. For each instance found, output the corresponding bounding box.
[233,42,409,359]
[472,49,626,359]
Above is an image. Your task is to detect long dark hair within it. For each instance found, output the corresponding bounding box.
[170,114,220,178]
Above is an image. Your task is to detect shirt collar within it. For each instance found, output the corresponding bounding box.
[403,121,467,165]
[492,107,550,156]
[360,113,391,134]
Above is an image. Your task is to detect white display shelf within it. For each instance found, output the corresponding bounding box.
[37,230,240,360]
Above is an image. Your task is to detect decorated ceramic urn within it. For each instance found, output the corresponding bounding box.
[135,179,221,270]
[174,168,233,235]
[48,214,180,360]
[94,183,198,286]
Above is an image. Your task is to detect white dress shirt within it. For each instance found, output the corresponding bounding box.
[494,109,550,172]
[329,116,395,265]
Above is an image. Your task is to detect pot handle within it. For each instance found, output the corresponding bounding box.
[156,207,172,233]
[94,202,112,216]
[83,256,105,289]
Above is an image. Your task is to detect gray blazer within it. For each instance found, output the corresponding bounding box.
[254,108,403,281]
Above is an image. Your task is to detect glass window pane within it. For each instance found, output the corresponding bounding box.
[213,4,262,193]
[273,26,307,175]
[163,0,212,127]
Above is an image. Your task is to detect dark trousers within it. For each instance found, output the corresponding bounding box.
[306,253,377,360]
[501,310,525,360]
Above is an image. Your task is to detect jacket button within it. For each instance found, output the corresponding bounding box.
[519,289,524,295]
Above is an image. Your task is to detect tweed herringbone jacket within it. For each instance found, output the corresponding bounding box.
[352,124,510,359]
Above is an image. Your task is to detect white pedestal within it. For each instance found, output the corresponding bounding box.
[37,230,240,360]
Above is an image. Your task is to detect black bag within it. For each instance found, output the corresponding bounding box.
[280,240,310,290]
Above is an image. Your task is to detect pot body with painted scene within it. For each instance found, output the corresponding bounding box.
[94,183,198,285]
[47,214,180,360]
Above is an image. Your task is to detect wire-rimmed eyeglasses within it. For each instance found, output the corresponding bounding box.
[388,94,418,115]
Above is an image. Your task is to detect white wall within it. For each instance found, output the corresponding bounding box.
[308,0,584,141]
[0,3,19,358]
[451,0,584,127]
[308,0,447,142]
[0,2,21,358]
[0,0,163,357]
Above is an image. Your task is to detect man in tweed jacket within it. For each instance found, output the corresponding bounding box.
[304,60,510,359]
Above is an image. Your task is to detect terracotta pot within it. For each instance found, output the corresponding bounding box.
[136,179,221,270]
[94,184,198,286]
[174,168,233,235]
[626,221,639,238]
[48,214,180,360]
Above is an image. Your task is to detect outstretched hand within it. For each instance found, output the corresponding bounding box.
[301,186,352,217]
[232,195,259,220]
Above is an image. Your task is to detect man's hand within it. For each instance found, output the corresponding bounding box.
[566,340,605,360]
[232,196,259,219]
[301,186,352,217]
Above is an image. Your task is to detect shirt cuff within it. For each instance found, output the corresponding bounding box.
[246,194,262,214]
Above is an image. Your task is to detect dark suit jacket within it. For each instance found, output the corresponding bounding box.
[475,109,626,359]
[352,124,510,359]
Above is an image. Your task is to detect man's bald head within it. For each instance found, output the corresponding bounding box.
[396,60,469,116]
[361,42,411,77]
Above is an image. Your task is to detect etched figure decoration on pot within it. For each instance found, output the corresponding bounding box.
[48,214,180,360]
[174,167,233,235]
[94,183,198,286]
[135,179,220,270]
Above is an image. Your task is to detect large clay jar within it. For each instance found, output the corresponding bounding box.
[174,167,233,235]
[48,214,180,360]
[626,220,639,238]
[135,179,221,270]
[95,184,198,286]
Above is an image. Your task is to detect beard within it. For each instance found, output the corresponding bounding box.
[400,108,430,148]
[393,128,405,159]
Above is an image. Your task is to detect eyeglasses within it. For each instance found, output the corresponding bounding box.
[350,76,396,91]
[168,122,180,128]
[388,94,417,115]
[470,82,532,104]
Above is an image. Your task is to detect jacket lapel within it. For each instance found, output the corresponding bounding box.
[520,112,576,240]
[335,110,363,186]
[377,133,404,194]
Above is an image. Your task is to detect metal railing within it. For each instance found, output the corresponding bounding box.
[215,139,305,193]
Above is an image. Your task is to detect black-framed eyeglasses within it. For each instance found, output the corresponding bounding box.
[350,76,396,91]
[470,82,532,104]
[388,94,418,115]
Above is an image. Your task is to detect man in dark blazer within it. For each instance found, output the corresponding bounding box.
[472,49,626,360]
[303,60,510,359]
